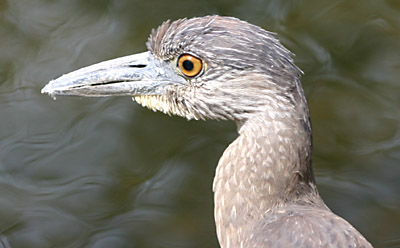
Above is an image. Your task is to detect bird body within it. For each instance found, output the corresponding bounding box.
[42,16,372,248]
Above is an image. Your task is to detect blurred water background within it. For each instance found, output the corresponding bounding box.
[0,0,399,247]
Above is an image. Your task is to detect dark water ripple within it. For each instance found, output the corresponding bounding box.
[0,0,399,247]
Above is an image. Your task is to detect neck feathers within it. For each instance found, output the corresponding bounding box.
[213,88,320,246]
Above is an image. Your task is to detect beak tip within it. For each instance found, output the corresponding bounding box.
[41,80,60,100]
[41,86,48,94]
[41,82,52,94]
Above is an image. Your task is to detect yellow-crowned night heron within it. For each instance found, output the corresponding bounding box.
[42,16,372,248]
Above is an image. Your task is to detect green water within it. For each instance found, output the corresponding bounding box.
[0,0,399,247]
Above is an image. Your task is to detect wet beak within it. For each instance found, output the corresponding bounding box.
[41,51,187,98]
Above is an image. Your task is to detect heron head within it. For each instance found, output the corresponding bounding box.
[42,16,302,121]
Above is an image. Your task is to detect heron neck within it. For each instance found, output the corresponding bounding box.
[213,98,321,244]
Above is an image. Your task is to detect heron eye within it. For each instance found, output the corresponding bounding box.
[177,54,203,78]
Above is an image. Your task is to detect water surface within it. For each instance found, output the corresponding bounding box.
[1,0,400,247]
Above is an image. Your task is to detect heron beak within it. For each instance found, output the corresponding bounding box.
[41,51,187,98]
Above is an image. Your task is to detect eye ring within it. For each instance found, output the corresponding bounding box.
[177,54,203,78]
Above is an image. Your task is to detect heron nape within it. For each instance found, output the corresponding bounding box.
[42,16,372,247]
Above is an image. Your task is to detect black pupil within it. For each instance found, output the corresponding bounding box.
[182,60,194,71]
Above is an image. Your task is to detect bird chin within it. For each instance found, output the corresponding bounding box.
[133,95,202,120]
[133,95,171,114]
